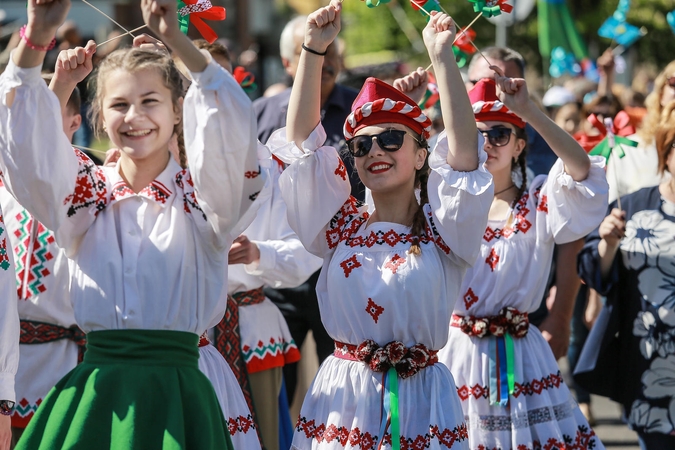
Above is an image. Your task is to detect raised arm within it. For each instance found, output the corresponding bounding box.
[286,0,341,144]
[425,12,478,171]
[50,40,96,110]
[142,0,263,238]
[494,71,591,181]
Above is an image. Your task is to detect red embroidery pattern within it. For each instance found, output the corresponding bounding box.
[111,180,172,204]
[485,248,499,271]
[244,166,261,179]
[463,288,478,310]
[365,298,384,323]
[478,425,598,450]
[384,253,406,273]
[537,194,549,213]
[335,159,348,181]
[228,414,257,436]
[456,371,564,401]
[340,255,362,278]
[295,416,467,449]
[64,149,108,218]
[175,169,207,221]
[483,192,531,242]
[325,197,367,249]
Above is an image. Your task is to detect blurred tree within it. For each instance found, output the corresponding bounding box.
[337,0,673,78]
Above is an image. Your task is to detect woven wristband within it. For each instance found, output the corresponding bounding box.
[301,43,327,56]
[19,25,57,52]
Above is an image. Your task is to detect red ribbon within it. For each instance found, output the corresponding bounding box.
[454,28,477,55]
[587,110,636,138]
[182,0,226,44]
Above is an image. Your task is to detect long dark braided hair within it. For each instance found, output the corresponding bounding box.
[510,126,529,208]
[408,134,430,256]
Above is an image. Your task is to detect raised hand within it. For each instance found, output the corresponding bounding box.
[422,11,456,57]
[140,0,180,43]
[393,68,428,104]
[26,0,71,43]
[598,208,626,248]
[492,66,532,118]
[54,41,96,86]
[304,0,342,54]
[133,33,169,54]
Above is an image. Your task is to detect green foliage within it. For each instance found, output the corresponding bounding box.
[340,0,674,75]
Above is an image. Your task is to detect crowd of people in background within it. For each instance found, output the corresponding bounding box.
[0,0,674,449]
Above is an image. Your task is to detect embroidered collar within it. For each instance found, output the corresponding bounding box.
[108,158,181,206]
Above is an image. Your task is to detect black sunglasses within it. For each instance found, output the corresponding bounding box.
[480,126,516,147]
[346,129,422,157]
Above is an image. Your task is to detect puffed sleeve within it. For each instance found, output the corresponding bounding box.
[245,162,323,288]
[269,124,359,258]
[0,213,18,402]
[538,155,609,244]
[184,58,264,242]
[426,130,494,265]
[0,57,103,256]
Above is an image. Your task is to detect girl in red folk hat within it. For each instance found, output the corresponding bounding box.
[430,73,609,447]
[268,1,493,449]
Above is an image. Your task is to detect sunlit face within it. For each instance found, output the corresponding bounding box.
[351,123,427,195]
[467,57,522,92]
[477,121,525,175]
[101,68,180,165]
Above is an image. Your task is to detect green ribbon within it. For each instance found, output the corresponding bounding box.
[589,136,636,163]
[388,367,400,450]
[177,0,190,35]
[505,333,516,395]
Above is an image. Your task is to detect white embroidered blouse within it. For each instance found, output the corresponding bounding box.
[0,57,263,335]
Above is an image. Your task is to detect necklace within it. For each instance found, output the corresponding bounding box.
[494,184,516,196]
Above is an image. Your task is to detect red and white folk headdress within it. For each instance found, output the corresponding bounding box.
[344,77,432,140]
[469,78,526,129]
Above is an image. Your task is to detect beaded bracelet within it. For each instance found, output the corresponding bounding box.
[301,43,327,56]
[19,25,57,52]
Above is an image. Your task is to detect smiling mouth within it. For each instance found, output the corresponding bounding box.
[122,129,153,137]
[367,163,392,173]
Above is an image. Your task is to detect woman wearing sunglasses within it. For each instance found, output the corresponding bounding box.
[269,2,492,449]
[433,73,609,448]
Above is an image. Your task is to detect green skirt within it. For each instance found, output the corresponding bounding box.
[15,329,234,450]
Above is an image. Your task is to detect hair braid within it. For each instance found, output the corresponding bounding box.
[408,138,430,256]
[511,127,529,208]
[176,127,187,169]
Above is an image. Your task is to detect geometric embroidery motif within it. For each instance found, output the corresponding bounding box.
[111,180,172,205]
[340,255,361,278]
[326,197,366,250]
[176,169,207,221]
[244,165,261,179]
[472,423,598,450]
[463,288,479,310]
[537,194,548,213]
[13,211,55,299]
[295,416,468,449]
[384,254,406,274]
[456,371,564,401]
[485,248,499,272]
[483,192,531,242]
[0,221,10,271]
[228,414,257,436]
[365,298,384,324]
[64,149,108,218]
[335,159,348,181]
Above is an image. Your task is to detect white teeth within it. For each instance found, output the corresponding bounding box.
[369,164,391,171]
[124,130,151,137]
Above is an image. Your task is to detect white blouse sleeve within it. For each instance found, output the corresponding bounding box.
[184,59,264,243]
[244,163,323,288]
[0,215,18,402]
[269,124,357,258]
[537,155,609,244]
[426,131,494,266]
[0,57,101,255]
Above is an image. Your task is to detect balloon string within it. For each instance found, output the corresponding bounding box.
[97,24,148,48]
[81,0,137,38]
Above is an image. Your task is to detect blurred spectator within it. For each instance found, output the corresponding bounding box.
[253,15,359,404]
[543,85,582,135]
